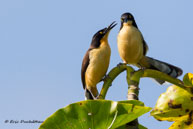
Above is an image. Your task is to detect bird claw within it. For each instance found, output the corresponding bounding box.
[117,62,126,67]
[100,74,111,82]
[137,63,146,70]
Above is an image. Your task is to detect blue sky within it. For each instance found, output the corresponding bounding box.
[0,0,193,129]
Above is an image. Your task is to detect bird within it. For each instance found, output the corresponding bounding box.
[81,21,117,100]
[117,12,182,84]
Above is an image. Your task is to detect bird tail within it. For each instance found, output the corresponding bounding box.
[139,56,183,84]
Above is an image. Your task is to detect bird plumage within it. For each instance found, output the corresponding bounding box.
[117,12,182,84]
[81,22,117,99]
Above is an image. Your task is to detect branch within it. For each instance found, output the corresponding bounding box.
[98,64,134,99]
[127,69,143,100]
[142,69,184,87]
[125,69,143,129]
[98,65,186,128]
[99,65,186,99]
[124,68,185,129]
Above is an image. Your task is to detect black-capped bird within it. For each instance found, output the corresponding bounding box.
[81,22,117,100]
[117,12,182,83]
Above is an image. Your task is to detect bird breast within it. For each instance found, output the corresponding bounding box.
[117,25,143,65]
[85,42,111,87]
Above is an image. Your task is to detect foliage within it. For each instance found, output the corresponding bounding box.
[39,100,151,129]
[151,73,193,129]
[39,65,193,129]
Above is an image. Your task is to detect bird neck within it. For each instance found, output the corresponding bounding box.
[100,34,109,46]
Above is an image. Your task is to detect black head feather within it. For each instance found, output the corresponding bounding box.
[120,12,138,30]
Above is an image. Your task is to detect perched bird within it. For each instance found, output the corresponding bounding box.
[117,12,182,83]
[81,22,117,100]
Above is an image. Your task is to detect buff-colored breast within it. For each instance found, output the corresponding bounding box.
[85,41,111,88]
[117,25,143,65]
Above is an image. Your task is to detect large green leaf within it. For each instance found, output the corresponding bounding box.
[111,101,151,128]
[39,100,151,129]
[151,73,193,129]
[183,73,193,87]
[151,85,193,121]
[117,124,147,129]
[169,113,193,129]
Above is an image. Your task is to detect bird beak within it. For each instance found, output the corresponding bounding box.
[104,21,117,34]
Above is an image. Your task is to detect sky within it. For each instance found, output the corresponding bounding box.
[0,0,193,129]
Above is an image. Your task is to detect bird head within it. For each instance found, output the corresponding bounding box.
[121,13,135,25]
[91,21,117,48]
[120,12,138,29]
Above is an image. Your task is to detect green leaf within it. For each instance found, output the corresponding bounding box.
[116,124,147,129]
[169,112,193,129]
[111,101,151,128]
[151,85,193,121]
[139,124,148,129]
[183,73,193,87]
[118,100,144,106]
[151,72,193,129]
[39,100,151,129]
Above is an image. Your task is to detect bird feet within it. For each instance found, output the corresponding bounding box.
[117,62,127,67]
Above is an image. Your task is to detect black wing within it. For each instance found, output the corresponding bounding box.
[81,49,91,89]
[132,20,148,56]
[142,39,148,55]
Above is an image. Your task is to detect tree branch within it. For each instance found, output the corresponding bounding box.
[142,69,184,87]
[98,65,186,129]
[98,64,129,99]
[125,69,143,129]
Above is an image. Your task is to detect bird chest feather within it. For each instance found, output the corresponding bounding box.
[85,42,111,87]
[117,25,143,64]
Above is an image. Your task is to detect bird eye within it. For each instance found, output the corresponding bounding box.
[99,31,103,34]
[129,15,132,18]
